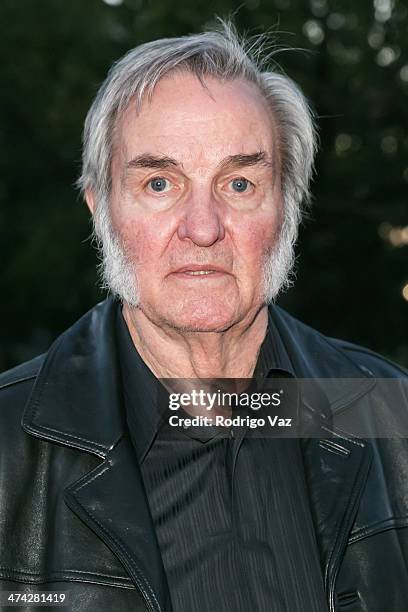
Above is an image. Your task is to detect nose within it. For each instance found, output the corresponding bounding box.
[177,189,225,246]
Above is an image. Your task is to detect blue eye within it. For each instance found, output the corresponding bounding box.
[231,178,250,192]
[148,177,169,192]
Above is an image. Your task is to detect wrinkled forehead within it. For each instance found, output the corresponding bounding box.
[111,72,281,174]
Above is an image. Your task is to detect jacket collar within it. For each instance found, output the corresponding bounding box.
[269,303,376,412]
[22,298,375,454]
[22,298,124,458]
[21,298,375,612]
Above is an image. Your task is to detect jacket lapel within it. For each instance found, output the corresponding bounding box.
[64,435,172,612]
[301,434,372,611]
[271,305,375,610]
[22,298,172,612]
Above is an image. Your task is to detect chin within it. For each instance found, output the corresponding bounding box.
[161,300,239,333]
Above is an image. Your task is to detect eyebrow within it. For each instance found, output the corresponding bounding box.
[126,154,179,170]
[125,150,273,173]
[218,151,273,171]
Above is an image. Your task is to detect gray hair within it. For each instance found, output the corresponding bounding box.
[79,21,317,304]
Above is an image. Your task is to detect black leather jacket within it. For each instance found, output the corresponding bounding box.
[1,298,407,612]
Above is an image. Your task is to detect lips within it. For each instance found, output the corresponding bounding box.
[183,270,215,275]
[170,264,230,279]
[173,264,228,274]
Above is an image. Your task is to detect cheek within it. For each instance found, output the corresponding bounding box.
[235,215,279,271]
[115,220,152,264]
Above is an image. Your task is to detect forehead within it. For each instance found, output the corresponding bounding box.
[114,72,278,166]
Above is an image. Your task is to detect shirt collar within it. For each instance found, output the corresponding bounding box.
[116,302,295,463]
[254,306,296,378]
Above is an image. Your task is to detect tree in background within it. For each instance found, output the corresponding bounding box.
[0,0,407,369]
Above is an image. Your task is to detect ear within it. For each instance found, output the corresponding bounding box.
[85,188,96,215]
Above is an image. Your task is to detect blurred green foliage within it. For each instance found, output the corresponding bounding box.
[0,0,407,369]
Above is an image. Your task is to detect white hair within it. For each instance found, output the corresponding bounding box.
[79,21,317,304]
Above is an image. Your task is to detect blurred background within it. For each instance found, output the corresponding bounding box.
[1,0,407,370]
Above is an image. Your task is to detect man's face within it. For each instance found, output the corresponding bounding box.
[107,72,283,332]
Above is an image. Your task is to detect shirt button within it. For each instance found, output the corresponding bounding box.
[230,428,234,438]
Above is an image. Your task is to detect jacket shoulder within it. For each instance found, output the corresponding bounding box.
[0,355,45,453]
[0,353,45,391]
[0,354,45,423]
[327,337,408,378]
[271,304,407,378]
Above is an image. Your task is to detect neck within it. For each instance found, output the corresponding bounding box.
[122,303,269,380]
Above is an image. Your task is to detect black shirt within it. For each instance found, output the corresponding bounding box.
[116,303,328,612]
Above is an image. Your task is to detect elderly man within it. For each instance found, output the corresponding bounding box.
[0,23,407,612]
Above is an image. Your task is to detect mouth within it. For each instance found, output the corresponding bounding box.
[182,270,217,276]
[170,265,230,279]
